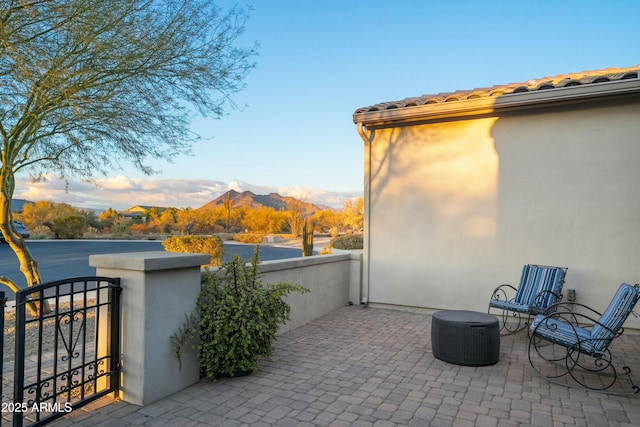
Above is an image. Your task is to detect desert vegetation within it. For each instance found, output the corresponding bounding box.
[12,197,364,244]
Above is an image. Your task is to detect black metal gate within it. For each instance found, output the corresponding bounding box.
[2,277,121,426]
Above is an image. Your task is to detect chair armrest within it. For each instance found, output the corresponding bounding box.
[490,284,517,302]
[535,309,620,339]
[531,311,619,356]
[540,301,603,317]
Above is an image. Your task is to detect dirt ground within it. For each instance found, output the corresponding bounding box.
[2,303,96,363]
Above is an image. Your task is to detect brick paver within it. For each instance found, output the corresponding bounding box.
[13,306,640,426]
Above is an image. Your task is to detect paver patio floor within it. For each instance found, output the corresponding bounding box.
[44,305,640,426]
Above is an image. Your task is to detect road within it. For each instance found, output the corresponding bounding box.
[0,240,304,298]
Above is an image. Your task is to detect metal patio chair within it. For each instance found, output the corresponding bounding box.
[488,264,567,335]
[528,283,640,394]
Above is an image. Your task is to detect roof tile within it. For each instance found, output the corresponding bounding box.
[354,65,640,114]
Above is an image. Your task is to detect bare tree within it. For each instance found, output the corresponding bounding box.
[342,197,364,231]
[284,198,309,238]
[0,0,257,308]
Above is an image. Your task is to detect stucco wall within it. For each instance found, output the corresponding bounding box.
[258,253,357,334]
[364,101,640,329]
[203,252,360,334]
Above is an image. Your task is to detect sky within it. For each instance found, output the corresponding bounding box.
[14,0,640,211]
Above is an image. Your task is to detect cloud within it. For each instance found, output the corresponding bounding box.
[13,175,361,211]
[97,175,142,191]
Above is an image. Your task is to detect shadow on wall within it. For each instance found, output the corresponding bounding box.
[367,121,499,240]
[363,97,640,318]
[363,118,501,308]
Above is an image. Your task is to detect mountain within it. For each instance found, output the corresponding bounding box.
[198,190,324,212]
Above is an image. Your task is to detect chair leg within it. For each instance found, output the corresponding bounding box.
[491,308,527,335]
[528,334,640,395]
[528,332,573,380]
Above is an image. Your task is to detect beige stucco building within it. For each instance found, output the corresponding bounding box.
[353,65,640,329]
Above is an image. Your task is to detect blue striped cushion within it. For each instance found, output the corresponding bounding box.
[514,265,566,307]
[530,315,597,354]
[489,298,531,313]
[590,283,640,352]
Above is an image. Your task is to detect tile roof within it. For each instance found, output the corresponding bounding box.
[354,65,640,115]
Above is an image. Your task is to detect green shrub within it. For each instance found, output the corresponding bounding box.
[233,232,265,244]
[172,246,309,378]
[110,216,132,234]
[83,226,101,238]
[162,235,224,267]
[30,225,55,239]
[128,222,155,235]
[318,245,333,255]
[52,215,86,239]
[331,234,363,250]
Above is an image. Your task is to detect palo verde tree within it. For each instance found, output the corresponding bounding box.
[0,0,257,309]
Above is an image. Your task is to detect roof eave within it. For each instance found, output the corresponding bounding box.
[353,79,640,129]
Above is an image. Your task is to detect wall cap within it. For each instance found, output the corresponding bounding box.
[89,251,210,271]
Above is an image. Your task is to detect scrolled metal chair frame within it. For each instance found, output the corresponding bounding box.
[528,301,639,395]
[488,265,567,336]
[489,285,564,335]
[489,284,527,334]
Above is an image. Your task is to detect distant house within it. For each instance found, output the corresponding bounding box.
[10,199,33,214]
[119,205,168,221]
[353,65,640,330]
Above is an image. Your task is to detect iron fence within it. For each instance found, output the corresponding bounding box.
[2,277,121,426]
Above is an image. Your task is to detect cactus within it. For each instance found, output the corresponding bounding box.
[302,219,314,257]
[223,192,232,231]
